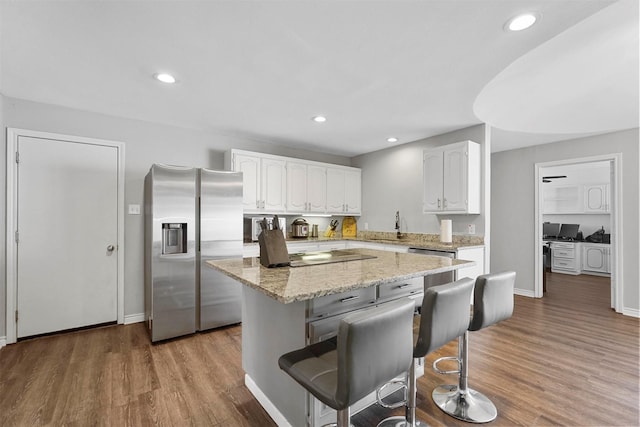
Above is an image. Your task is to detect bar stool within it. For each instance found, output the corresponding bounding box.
[278,298,415,427]
[378,277,476,427]
[432,271,516,423]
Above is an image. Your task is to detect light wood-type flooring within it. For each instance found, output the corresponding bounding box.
[0,273,638,426]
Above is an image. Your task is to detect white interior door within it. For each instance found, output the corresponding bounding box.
[16,135,119,338]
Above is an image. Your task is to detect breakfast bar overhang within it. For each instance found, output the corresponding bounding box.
[208,248,474,427]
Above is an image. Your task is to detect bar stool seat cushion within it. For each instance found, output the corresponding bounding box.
[279,298,415,412]
[278,339,340,408]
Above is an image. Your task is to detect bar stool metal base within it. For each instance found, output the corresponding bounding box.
[376,416,428,427]
[432,384,497,423]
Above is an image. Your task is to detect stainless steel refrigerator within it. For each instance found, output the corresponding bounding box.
[144,164,243,342]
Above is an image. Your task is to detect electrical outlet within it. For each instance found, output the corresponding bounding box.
[467,224,475,234]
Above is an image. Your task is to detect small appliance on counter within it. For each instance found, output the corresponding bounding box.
[291,218,309,238]
[245,216,286,242]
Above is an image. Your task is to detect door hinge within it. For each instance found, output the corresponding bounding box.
[15,151,20,163]
[15,230,19,243]
[15,310,18,322]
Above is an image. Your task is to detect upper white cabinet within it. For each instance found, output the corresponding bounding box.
[286,162,327,213]
[226,151,286,213]
[226,149,361,215]
[543,183,609,214]
[543,185,582,214]
[584,184,609,213]
[326,167,361,215]
[423,140,481,214]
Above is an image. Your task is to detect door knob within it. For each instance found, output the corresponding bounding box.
[107,245,115,252]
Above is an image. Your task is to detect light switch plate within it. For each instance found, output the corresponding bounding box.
[128,204,141,215]
[467,224,475,234]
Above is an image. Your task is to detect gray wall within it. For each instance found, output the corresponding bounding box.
[491,128,639,314]
[352,124,489,237]
[0,95,351,337]
[0,96,5,337]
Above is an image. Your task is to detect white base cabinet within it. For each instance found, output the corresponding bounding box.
[582,243,611,275]
[549,241,611,276]
[456,247,485,281]
[551,241,581,275]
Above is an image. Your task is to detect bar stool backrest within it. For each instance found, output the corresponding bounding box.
[414,278,475,358]
[469,271,516,332]
[336,298,415,408]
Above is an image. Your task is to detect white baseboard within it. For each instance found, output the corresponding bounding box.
[0,336,6,349]
[245,374,290,427]
[124,313,145,325]
[514,288,535,298]
[622,307,640,318]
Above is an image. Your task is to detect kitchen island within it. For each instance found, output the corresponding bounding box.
[207,248,473,427]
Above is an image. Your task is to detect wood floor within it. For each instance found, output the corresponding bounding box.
[1,273,638,426]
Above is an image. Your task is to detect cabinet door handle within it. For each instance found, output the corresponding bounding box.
[339,295,360,303]
[443,198,447,208]
[437,198,441,208]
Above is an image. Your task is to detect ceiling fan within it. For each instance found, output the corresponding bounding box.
[542,175,567,183]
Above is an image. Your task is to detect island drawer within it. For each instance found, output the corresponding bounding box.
[378,277,423,301]
[308,311,352,343]
[307,287,376,320]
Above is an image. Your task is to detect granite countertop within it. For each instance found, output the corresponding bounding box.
[244,232,484,252]
[207,248,473,304]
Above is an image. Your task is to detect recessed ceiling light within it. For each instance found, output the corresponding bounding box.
[387,137,398,143]
[506,13,538,31]
[155,73,176,83]
[312,115,327,123]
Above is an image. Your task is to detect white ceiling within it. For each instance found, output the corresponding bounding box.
[1,0,637,157]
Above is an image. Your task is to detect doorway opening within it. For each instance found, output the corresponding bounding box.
[534,154,622,312]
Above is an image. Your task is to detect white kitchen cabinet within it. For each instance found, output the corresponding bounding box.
[456,247,485,281]
[227,150,286,213]
[423,140,480,214]
[582,243,610,275]
[227,149,360,216]
[584,184,609,213]
[286,161,326,214]
[551,241,581,275]
[326,167,361,215]
[543,185,582,214]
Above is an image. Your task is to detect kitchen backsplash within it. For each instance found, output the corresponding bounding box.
[357,230,484,245]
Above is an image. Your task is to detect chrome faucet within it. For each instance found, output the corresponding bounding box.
[395,211,401,238]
